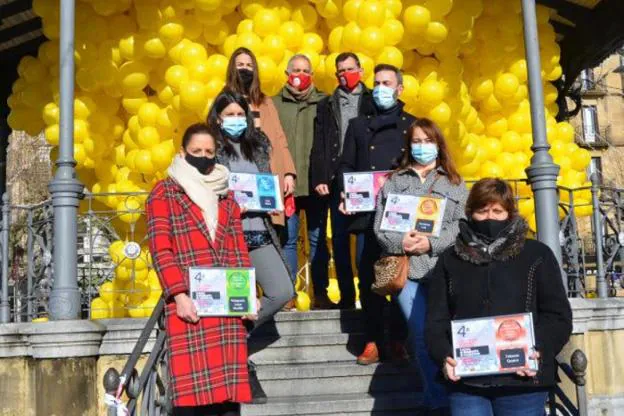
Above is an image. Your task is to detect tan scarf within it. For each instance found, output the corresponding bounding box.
[285,82,314,101]
[167,155,229,241]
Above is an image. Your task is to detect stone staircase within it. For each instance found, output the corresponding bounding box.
[241,309,425,416]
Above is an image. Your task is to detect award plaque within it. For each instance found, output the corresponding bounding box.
[343,171,391,212]
[189,267,257,317]
[451,313,539,378]
[229,173,283,212]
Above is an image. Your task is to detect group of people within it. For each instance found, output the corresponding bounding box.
[146,47,573,416]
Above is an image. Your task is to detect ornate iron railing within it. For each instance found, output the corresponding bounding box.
[103,298,171,416]
[547,350,589,416]
[2,179,624,323]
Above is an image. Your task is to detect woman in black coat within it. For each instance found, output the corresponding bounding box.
[425,178,572,416]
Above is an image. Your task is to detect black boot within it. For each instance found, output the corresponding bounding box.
[248,361,268,405]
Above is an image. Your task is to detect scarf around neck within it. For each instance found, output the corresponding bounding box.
[285,82,315,101]
[167,155,229,241]
[454,216,528,265]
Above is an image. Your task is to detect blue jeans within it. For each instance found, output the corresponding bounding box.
[329,184,356,306]
[396,280,449,409]
[449,390,548,416]
[282,196,330,294]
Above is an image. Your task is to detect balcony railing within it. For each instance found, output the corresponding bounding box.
[573,78,608,96]
[575,127,611,150]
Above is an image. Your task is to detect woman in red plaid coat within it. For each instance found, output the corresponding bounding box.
[147,123,254,416]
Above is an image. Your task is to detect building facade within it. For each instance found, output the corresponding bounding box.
[569,49,624,186]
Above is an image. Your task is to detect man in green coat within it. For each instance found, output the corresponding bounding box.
[273,54,333,309]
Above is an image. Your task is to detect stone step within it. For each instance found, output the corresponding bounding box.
[241,392,424,416]
[256,361,422,397]
[253,310,365,337]
[249,332,366,365]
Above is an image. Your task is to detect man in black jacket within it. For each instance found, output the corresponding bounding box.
[309,52,374,309]
[338,64,415,365]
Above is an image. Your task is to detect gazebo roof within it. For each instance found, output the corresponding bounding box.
[0,0,622,90]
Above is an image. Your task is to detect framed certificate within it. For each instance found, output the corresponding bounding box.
[379,193,446,236]
[451,313,539,378]
[189,267,257,317]
[343,171,391,212]
[229,173,283,212]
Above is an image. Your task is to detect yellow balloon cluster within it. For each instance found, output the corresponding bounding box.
[6,0,593,281]
[90,240,162,319]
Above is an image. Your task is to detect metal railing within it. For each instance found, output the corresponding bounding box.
[547,350,589,416]
[2,178,624,324]
[103,299,170,416]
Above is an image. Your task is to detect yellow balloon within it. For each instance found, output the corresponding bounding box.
[138,126,161,148]
[237,19,255,35]
[328,26,344,53]
[376,46,403,69]
[122,90,148,115]
[480,161,504,178]
[556,122,575,143]
[279,21,305,50]
[429,102,452,125]
[291,5,317,31]
[342,0,362,21]
[485,114,508,137]
[181,43,208,67]
[151,141,174,170]
[357,1,386,28]
[143,36,166,59]
[494,73,520,99]
[295,291,311,311]
[341,21,362,51]
[257,56,277,86]
[206,54,229,79]
[403,5,431,34]
[425,21,448,44]
[90,298,111,320]
[360,26,385,57]
[301,33,325,54]
[327,279,341,304]
[118,196,143,224]
[134,149,155,175]
[253,9,281,36]
[316,0,341,19]
[500,130,523,153]
[418,79,445,106]
[138,103,161,127]
[204,20,230,46]
[165,65,190,91]
[159,22,185,46]
[381,19,404,46]
[235,32,263,55]
[188,59,212,83]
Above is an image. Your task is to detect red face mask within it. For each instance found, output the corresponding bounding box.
[288,72,312,91]
[338,70,361,91]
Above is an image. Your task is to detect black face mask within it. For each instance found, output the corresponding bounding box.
[185,153,216,175]
[470,218,511,240]
[237,68,254,91]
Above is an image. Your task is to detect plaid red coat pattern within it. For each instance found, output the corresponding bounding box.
[146,178,252,407]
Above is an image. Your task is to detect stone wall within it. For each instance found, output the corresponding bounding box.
[2,301,624,416]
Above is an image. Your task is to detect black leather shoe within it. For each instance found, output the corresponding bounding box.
[248,362,268,405]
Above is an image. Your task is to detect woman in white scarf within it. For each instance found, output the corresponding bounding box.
[147,123,256,416]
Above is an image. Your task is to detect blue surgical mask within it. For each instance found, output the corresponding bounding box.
[411,143,438,165]
[221,116,247,138]
[372,85,397,110]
